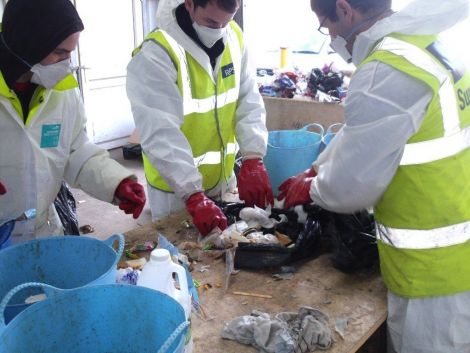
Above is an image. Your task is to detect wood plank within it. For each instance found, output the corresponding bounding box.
[124,211,387,353]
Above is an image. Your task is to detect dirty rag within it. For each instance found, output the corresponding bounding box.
[222,306,332,353]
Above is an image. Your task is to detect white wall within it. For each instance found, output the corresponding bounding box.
[242,0,341,72]
[393,0,470,65]
[243,0,470,71]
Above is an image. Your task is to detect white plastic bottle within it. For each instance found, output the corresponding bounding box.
[137,248,193,352]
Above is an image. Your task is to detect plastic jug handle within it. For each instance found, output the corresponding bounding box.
[157,320,190,353]
[301,123,324,136]
[0,282,61,331]
[103,233,125,268]
[171,262,189,303]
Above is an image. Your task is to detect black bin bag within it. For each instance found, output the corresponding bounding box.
[321,210,378,273]
[234,205,324,269]
[233,204,378,273]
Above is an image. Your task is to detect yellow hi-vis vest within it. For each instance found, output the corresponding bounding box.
[361,34,470,298]
[133,22,243,192]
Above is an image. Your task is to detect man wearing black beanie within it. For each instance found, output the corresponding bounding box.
[0,0,146,243]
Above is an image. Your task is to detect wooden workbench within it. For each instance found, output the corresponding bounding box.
[124,211,387,353]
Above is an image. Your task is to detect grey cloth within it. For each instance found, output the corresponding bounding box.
[221,307,332,353]
[387,290,470,353]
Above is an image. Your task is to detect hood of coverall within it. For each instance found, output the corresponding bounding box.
[0,0,84,87]
[156,0,185,29]
[351,0,469,66]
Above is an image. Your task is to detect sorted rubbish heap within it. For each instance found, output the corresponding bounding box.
[212,201,378,273]
[257,64,347,102]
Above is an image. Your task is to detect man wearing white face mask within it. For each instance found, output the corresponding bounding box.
[127,0,273,236]
[0,0,146,242]
[278,0,470,352]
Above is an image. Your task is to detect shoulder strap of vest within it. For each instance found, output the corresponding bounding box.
[132,29,184,71]
[359,35,444,91]
[361,34,467,164]
[229,21,243,52]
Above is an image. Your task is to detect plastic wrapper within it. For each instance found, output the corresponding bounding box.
[239,206,279,229]
[54,182,79,235]
[116,267,140,285]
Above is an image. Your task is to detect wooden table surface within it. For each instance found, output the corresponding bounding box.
[124,211,387,353]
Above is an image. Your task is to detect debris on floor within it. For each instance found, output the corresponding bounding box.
[335,317,349,340]
[125,257,147,270]
[124,249,140,259]
[197,265,210,273]
[232,291,273,299]
[132,241,155,252]
[79,224,94,234]
[116,267,140,285]
[272,272,294,281]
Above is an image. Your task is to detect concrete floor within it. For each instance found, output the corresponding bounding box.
[70,148,152,241]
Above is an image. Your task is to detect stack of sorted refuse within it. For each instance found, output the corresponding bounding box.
[257,64,348,102]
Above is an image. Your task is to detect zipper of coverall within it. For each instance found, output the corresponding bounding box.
[213,74,228,199]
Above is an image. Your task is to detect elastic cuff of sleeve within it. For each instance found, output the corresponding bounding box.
[182,188,204,202]
[242,154,263,161]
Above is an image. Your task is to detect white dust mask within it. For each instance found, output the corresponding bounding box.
[330,35,352,63]
[192,22,227,48]
[30,59,71,89]
[329,10,390,64]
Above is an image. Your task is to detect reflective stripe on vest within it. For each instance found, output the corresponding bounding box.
[159,31,241,116]
[377,37,464,165]
[193,142,237,166]
[377,219,470,249]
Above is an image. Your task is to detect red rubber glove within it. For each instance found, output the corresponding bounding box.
[237,159,274,208]
[185,192,227,236]
[278,167,317,209]
[0,181,6,195]
[115,178,146,219]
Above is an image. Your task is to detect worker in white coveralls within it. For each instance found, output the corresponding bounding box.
[127,0,273,236]
[278,0,470,351]
[0,0,146,244]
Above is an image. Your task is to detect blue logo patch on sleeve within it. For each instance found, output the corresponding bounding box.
[221,63,235,79]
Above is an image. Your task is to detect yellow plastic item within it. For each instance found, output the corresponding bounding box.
[280,47,289,69]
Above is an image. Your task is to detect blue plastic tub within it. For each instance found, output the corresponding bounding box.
[321,123,344,152]
[0,283,188,353]
[0,234,124,323]
[264,123,324,196]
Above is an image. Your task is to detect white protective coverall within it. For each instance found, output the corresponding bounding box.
[310,0,470,352]
[0,80,133,243]
[126,0,267,221]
